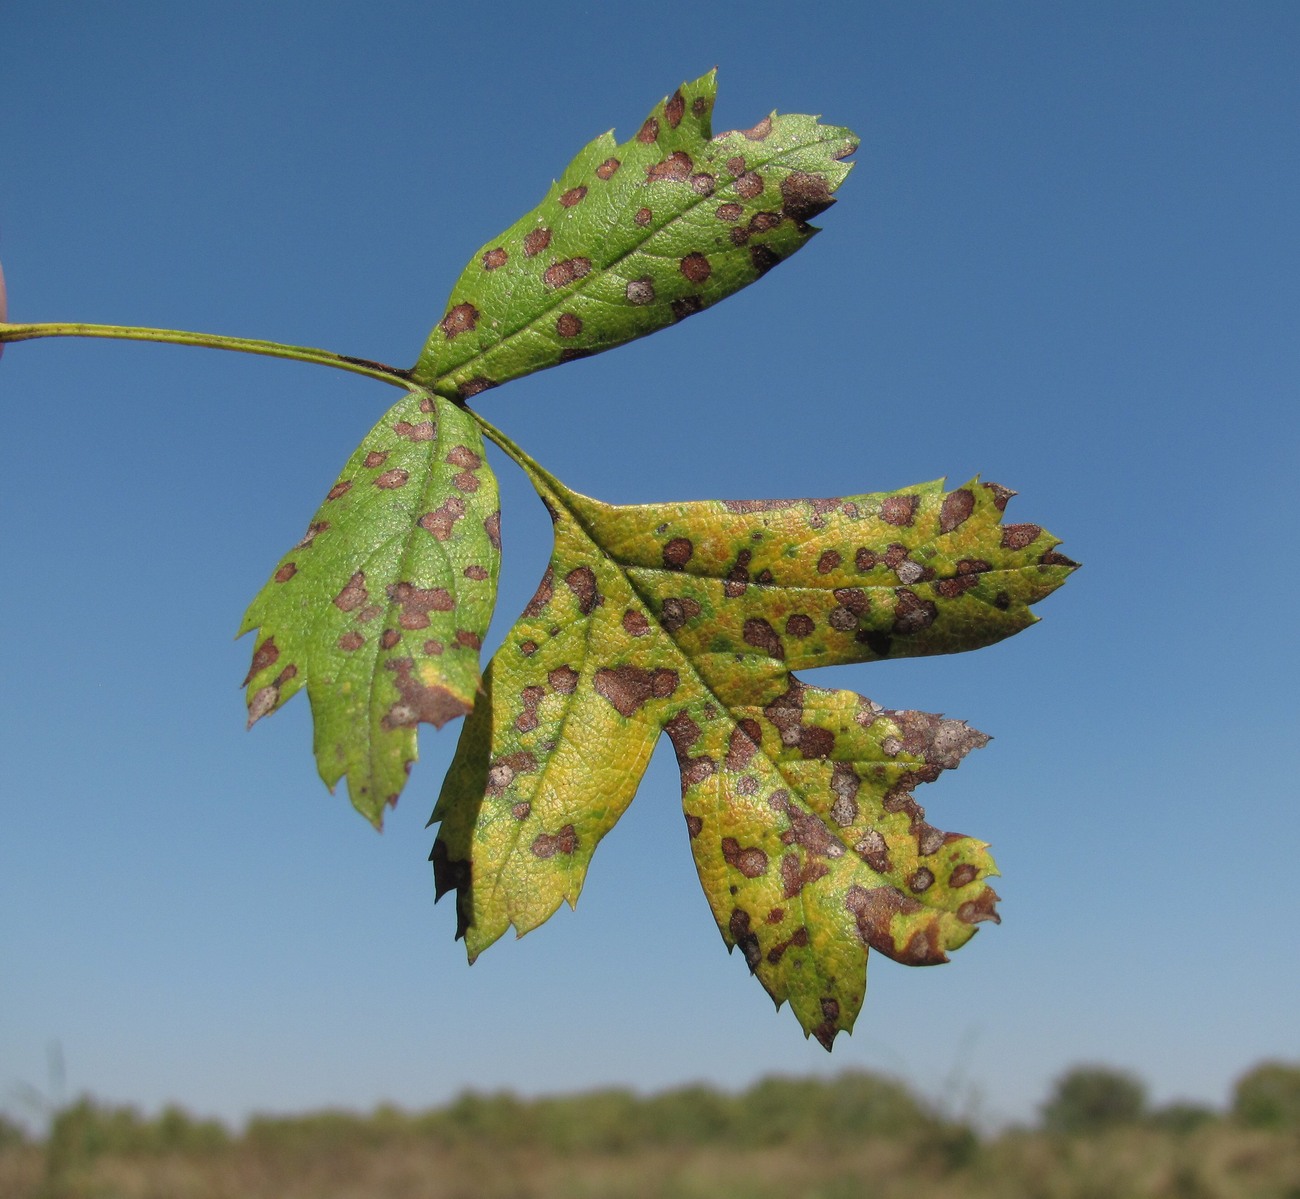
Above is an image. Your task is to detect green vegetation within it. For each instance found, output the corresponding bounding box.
[4,1063,1298,1199]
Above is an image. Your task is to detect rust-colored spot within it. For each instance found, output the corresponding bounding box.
[958,888,1002,925]
[679,252,712,284]
[893,589,938,634]
[983,481,1016,510]
[662,537,693,569]
[664,88,685,128]
[337,631,363,652]
[333,571,368,612]
[445,445,481,469]
[949,863,980,889]
[548,665,579,694]
[595,157,620,179]
[273,562,297,583]
[511,802,531,821]
[1002,522,1042,550]
[817,549,842,574]
[659,596,701,632]
[564,565,600,615]
[622,609,650,637]
[555,313,583,339]
[294,521,329,549]
[722,838,769,878]
[515,684,546,733]
[845,885,937,961]
[382,658,471,730]
[326,480,352,501]
[531,824,578,859]
[484,511,502,550]
[483,247,508,270]
[419,497,466,541]
[543,257,592,288]
[455,629,481,649]
[523,227,552,257]
[559,185,587,207]
[780,852,830,898]
[785,614,815,638]
[593,665,679,717]
[715,202,743,222]
[363,450,388,468]
[733,170,763,199]
[725,718,763,770]
[393,424,435,446]
[459,377,497,399]
[523,567,554,617]
[387,581,455,630]
[685,814,703,838]
[634,206,653,226]
[725,155,746,175]
[742,618,784,659]
[854,829,891,874]
[464,564,489,582]
[374,468,409,490]
[940,488,975,533]
[243,636,280,686]
[440,303,479,340]
[626,278,655,305]
[423,639,444,655]
[691,173,716,195]
[743,115,773,140]
[780,171,834,224]
[636,116,659,143]
[881,494,919,527]
[647,150,692,182]
[750,245,780,276]
[729,909,762,972]
[671,296,703,321]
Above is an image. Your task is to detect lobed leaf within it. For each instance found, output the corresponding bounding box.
[412,70,858,399]
[241,389,501,826]
[431,444,1076,1046]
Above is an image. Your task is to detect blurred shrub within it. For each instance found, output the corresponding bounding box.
[1232,1061,1300,1130]
[1148,1102,1218,1134]
[1041,1066,1147,1134]
[0,1114,28,1148]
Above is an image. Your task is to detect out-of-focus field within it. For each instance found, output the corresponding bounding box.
[3,1064,1298,1199]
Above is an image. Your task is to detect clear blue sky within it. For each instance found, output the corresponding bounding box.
[2,2,1296,1128]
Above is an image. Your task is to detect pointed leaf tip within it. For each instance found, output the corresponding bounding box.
[413,72,860,398]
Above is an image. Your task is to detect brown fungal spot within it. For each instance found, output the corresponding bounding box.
[949,863,980,889]
[523,567,554,617]
[844,885,943,962]
[511,802,531,821]
[728,909,762,972]
[387,581,455,630]
[662,537,693,569]
[243,636,280,685]
[670,296,704,321]
[484,511,502,550]
[958,888,1001,925]
[750,245,781,276]
[337,631,363,652]
[637,116,659,143]
[909,867,935,893]
[785,614,815,638]
[358,604,381,623]
[647,150,693,182]
[440,303,479,340]
[333,571,368,612]
[559,185,587,207]
[779,171,835,224]
[622,609,650,637]
[382,658,472,730]
[1041,550,1079,567]
[294,521,329,549]
[452,471,479,493]
[519,640,537,656]
[531,824,578,859]
[543,257,591,288]
[983,481,1016,510]
[374,468,409,490]
[690,173,716,195]
[454,629,481,649]
[273,562,297,583]
[817,549,842,574]
[664,711,701,752]
[957,558,991,575]
[523,227,552,257]
[715,202,743,222]
[893,589,938,634]
[483,247,508,270]
[446,445,481,469]
[780,852,830,898]
[829,763,860,826]
[881,494,919,527]
[659,596,701,632]
[394,419,436,441]
[749,211,782,234]
[679,252,712,284]
[594,665,679,717]
[936,575,979,598]
[326,480,353,501]
[515,684,546,733]
[1002,523,1042,550]
[939,488,975,533]
[664,88,685,128]
[743,115,773,140]
[363,450,388,469]
[463,565,489,581]
[725,155,746,175]
[459,377,497,399]
[419,497,466,541]
[625,277,655,305]
[595,156,620,179]
[854,547,877,571]
[725,718,763,771]
[423,639,444,655]
[555,313,583,338]
[722,838,769,879]
[564,565,600,614]
[733,170,763,199]
[767,925,810,966]
[633,206,653,226]
[246,685,279,727]
[548,665,579,694]
[828,605,858,632]
[685,813,703,838]
[854,829,891,873]
[742,617,784,659]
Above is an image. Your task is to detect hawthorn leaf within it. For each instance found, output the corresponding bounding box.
[431,446,1076,1047]
[412,70,858,399]
[241,388,501,826]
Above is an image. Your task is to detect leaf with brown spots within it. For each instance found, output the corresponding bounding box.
[240,388,501,826]
[431,420,1076,1046]
[412,71,859,399]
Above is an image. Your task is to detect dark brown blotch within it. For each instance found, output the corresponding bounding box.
[940,488,975,533]
[742,618,784,659]
[543,257,592,288]
[593,665,679,717]
[779,171,835,224]
[523,227,552,257]
[440,303,479,340]
[531,825,578,859]
[483,247,508,270]
[559,185,587,207]
[563,565,600,615]
[679,252,712,284]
